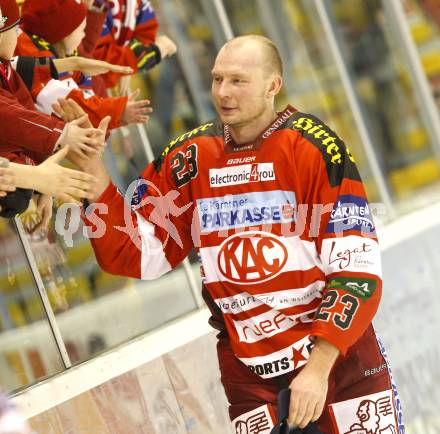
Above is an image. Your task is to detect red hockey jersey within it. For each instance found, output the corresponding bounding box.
[85,106,382,379]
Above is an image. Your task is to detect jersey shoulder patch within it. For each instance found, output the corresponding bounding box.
[291,111,361,187]
[153,120,221,172]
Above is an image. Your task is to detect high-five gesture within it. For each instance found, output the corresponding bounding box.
[62,116,105,158]
[5,147,98,204]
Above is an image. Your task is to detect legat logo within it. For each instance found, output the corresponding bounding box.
[217,231,288,284]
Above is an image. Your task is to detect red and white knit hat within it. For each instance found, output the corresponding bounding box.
[0,0,20,34]
[21,0,87,44]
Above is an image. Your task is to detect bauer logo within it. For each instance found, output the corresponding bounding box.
[327,195,375,234]
[197,190,296,233]
[209,162,275,187]
[217,231,288,284]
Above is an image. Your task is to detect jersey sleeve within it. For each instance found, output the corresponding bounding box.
[79,9,107,57]
[65,89,127,129]
[84,143,195,280]
[293,113,381,355]
[0,90,64,162]
[11,53,127,129]
[21,72,127,130]
[92,37,139,88]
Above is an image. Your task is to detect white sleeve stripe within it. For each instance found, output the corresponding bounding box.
[19,117,55,133]
[135,212,172,280]
[214,280,325,314]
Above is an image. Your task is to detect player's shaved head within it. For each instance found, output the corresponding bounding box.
[211,34,284,135]
[220,35,283,77]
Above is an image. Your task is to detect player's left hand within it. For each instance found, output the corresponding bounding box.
[288,364,328,428]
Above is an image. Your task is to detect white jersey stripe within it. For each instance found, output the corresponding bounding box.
[232,308,318,344]
[136,212,172,280]
[236,335,313,378]
[199,235,322,284]
[215,280,325,314]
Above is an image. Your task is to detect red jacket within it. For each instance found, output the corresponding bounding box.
[84,106,382,377]
[0,59,64,164]
[15,31,128,129]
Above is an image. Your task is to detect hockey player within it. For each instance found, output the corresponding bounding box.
[76,36,404,433]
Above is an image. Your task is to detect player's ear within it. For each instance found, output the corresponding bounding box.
[266,74,283,98]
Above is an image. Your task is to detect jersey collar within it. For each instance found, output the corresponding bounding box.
[223,104,297,153]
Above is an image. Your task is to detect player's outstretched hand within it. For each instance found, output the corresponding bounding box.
[32,147,98,204]
[53,97,105,158]
[63,115,105,159]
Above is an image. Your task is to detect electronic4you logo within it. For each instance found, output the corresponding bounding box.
[209,163,275,188]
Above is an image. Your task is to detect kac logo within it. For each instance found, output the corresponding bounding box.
[217,231,288,284]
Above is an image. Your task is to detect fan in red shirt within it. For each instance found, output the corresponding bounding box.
[81,0,177,90]
[16,0,152,129]
[0,0,105,218]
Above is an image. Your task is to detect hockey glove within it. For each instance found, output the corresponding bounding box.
[128,38,161,71]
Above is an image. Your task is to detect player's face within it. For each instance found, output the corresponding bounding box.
[0,26,18,60]
[63,18,86,55]
[211,44,272,128]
